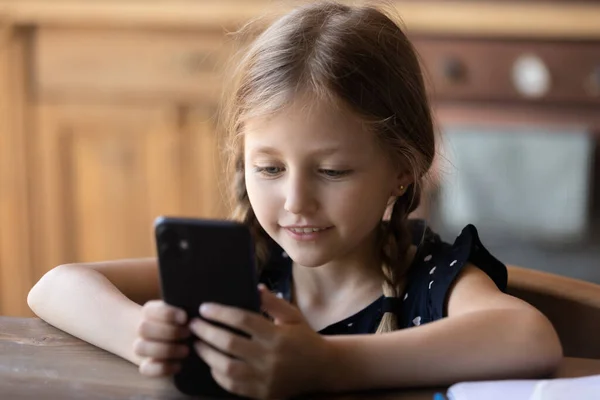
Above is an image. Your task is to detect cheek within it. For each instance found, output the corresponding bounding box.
[245,173,277,221]
[339,177,391,211]
[244,171,261,209]
[328,179,391,227]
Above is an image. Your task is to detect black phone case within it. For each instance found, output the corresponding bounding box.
[154,217,261,398]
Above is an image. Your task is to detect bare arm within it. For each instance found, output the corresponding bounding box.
[27,258,161,365]
[320,264,563,391]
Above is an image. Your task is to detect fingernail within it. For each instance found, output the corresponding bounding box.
[189,318,201,331]
[141,360,161,377]
[257,283,267,291]
[199,303,215,316]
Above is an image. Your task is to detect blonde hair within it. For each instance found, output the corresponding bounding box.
[220,1,435,333]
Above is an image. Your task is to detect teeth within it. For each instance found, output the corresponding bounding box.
[290,227,326,233]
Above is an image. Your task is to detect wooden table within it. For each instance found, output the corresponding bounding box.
[2,317,600,400]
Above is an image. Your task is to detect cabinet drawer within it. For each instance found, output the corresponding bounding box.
[413,38,600,105]
[35,28,235,101]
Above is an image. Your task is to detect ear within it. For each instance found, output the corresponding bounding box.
[390,169,413,197]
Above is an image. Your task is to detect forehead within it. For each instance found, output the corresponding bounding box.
[243,98,376,153]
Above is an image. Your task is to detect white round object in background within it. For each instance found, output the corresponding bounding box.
[511,54,551,98]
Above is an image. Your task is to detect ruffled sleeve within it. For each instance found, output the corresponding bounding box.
[401,224,508,327]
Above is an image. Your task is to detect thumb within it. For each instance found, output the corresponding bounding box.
[258,284,303,325]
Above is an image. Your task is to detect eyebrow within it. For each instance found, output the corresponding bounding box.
[247,145,343,156]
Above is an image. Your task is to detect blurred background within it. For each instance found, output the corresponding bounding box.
[0,0,599,316]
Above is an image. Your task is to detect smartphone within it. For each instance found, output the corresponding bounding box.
[154,216,261,398]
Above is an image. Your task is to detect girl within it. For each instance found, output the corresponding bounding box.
[28,2,562,399]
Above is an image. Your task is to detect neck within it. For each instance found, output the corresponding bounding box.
[291,229,384,308]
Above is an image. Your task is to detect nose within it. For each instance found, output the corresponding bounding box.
[283,172,318,215]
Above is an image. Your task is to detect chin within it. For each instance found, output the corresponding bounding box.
[281,245,338,268]
[287,254,329,268]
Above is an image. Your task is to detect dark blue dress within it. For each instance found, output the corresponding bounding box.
[259,220,507,334]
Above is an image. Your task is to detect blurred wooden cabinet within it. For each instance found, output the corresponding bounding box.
[33,101,227,274]
[0,23,231,316]
[35,105,184,268]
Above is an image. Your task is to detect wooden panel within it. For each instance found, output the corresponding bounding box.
[4,1,600,39]
[0,23,34,317]
[179,107,228,219]
[32,104,184,280]
[35,28,234,102]
[414,38,600,106]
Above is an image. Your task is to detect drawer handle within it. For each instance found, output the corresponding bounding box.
[585,66,600,97]
[512,54,551,99]
[441,56,467,84]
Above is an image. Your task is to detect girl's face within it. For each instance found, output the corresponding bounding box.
[244,98,405,268]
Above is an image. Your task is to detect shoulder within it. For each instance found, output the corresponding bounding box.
[445,262,537,317]
[399,222,508,327]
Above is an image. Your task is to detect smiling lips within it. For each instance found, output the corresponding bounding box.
[287,227,329,233]
[282,225,332,240]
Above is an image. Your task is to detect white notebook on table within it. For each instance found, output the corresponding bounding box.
[447,374,600,400]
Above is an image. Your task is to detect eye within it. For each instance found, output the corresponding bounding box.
[319,169,352,178]
[254,166,284,176]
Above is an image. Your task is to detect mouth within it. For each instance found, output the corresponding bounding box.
[286,227,330,234]
[282,226,333,241]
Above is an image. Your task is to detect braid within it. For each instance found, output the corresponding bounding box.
[230,155,271,273]
[375,183,420,333]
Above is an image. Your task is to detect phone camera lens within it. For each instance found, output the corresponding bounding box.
[157,228,181,258]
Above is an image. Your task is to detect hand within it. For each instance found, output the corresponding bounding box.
[190,284,332,399]
[134,300,191,377]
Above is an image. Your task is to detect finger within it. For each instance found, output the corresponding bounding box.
[190,318,261,360]
[133,338,189,360]
[258,284,303,325]
[142,300,187,325]
[198,303,273,339]
[139,358,182,377]
[138,319,190,341]
[194,341,254,380]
